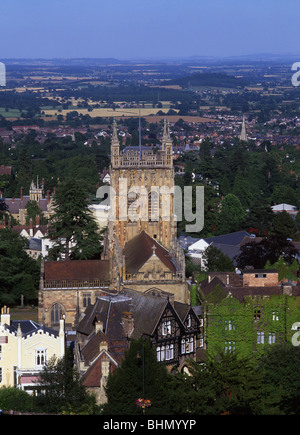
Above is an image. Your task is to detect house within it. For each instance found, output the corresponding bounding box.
[198,269,300,359]
[74,288,202,404]
[4,180,54,225]
[0,306,65,394]
[186,231,251,268]
[13,222,53,258]
[187,239,210,268]
[271,203,298,218]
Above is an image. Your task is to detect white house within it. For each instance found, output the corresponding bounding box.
[187,238,210,269]
[0,306,65,394]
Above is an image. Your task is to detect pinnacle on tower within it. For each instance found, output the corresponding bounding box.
[162,118,172,150]
[111,119,119,146]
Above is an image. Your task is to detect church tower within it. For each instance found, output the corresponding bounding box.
[107,119,188,304]
[109,118,177,250]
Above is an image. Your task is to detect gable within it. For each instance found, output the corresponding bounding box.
[138,254,171,274]
[123,230,176,274]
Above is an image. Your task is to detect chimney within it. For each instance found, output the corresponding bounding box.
[1,306,10,326]
[122,311,134,337]
[20,186,23,201]
[36,214,40,227]
[29,218,33,236]
[282,282,293,296]
[100,340,108,352]
[95,319,104,333]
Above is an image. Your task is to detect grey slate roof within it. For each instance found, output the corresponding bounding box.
[5,320,59,338]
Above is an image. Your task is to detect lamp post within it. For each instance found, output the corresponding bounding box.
[136,343,151,414]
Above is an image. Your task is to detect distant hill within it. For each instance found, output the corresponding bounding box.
[169,72,248,89]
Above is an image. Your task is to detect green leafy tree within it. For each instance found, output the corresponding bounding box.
[232,168,254,207]
[0,387,34,413]
[26,200,46,225]
[203,245,235,272]
[0,228,40,305]
[271,210,297,239]
[34,352,99,414]
[264,257,298,281]
[185,352,267,415]
[102,338,172,415]
[258,344,300,414]
[47,178,103,261]
[218,194,246,234]
[245,199,274,234]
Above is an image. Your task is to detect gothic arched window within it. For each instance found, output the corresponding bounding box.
[50,303,63,328]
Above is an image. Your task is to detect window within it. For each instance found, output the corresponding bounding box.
[51,303,63,328]
[257,331,264,344]
[254,309,261,323]
[187,315,192,328]
[225,341,235,353]
[255,273,266,278]
[165,344,174,361]
[162,320,171,335]
[0,345,2,360]
[83,293,91,308]
[159,346,165,361]
[268,333,276,344]
[225,320,235,331]
[35,349,46,368]
[272,311,279,321]
[181,337,194,354]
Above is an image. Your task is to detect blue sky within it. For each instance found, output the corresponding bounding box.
[1,0,300,59]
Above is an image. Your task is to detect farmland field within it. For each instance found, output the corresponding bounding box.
[43,107,179,118]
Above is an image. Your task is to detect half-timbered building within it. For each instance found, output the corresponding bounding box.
[74,288,202,404]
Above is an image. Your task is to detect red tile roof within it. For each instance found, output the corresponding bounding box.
[123,230,176,274]
[44,259,110,282]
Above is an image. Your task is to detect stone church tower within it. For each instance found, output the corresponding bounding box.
[107,119,188,304]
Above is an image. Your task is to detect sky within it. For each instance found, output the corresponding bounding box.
[1,0,300,60]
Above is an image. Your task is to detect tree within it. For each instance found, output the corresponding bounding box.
[217,194,246,234]
[232,168,254,207]
[0,387,34,413]
[47,178,103,261]
[35,351,99,414]
[271,210,297,239]
[0,228,40,305]
[236,235,298,269]
[245,199,274,235]
[102,338,172,415]
[258,344,300,414]
[185,352,267,415]
[26,200,46,225]
[264,256,298,281]
[202,245,235,272]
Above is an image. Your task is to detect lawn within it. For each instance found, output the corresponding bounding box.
[10,306,38,322]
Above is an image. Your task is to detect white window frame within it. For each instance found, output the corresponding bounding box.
[225,341,236,353]
[162,320,171,335]
[257,331,264,344]
[268,332,276,344]
[181,337,194,354]
[35,348,47,369]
